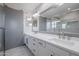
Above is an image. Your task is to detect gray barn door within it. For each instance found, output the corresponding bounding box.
[4,6,23,50]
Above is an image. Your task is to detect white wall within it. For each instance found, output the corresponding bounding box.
[23,13,32,33]
[24,21,32,33]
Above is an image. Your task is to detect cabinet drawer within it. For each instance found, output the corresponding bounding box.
[37,39,46,47]
[30,37,38,47]
[31,37,37,42]
[31,37,46,47]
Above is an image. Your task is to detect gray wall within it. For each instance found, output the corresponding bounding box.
[0,5,5,27]
[4,6,23,50]
[0,5,5,51]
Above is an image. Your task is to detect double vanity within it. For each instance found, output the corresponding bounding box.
[24,32,79,56]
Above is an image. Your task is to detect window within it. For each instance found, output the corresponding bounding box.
[47,21,51,31]
[52,22,54,28]
[62,23,66,29]
[54,21,60,28]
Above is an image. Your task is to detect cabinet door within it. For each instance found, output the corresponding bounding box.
[31,44,39,56]
[28,37,32,50]
[38,46,52,56]
[37,39,51,56]
[24,35,29,46]
[46,43,55,56]
[47,43,70,56]
[5,7,23,50]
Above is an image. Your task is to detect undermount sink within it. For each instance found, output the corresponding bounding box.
[49,38,74,46]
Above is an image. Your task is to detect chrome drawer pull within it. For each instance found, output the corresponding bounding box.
[33,39,36,41]
[33,49,36,52]
[38,42,43,45]
[33,43,35,45]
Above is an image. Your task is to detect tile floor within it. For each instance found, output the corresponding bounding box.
[0,51,4,56]
[0,46,34,56]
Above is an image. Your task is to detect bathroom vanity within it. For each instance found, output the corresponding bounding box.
[24,32,79,56]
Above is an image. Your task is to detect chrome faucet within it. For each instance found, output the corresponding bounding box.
[59,31,70,40]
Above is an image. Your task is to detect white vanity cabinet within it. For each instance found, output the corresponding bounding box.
[26,35,78,56]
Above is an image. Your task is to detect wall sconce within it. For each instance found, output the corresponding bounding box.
[33,12,40,17]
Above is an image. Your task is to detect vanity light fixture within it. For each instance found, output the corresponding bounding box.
[67,8,71,11]
[29,23,32,26]
[33,12,40,17]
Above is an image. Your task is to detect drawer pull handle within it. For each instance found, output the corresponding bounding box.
[38,42,43,45]
[33,39,36,41]
[33,43,35,45]
[33,49,36,52]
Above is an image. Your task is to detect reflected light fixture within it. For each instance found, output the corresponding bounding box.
[29,23,32,26]
[68,8,71,10]
[27,17,32,21]
[33,12,40,17]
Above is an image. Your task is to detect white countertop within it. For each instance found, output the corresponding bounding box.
[24,32,79,55]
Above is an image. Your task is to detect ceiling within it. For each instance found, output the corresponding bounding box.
[5,3,41,17]
[41,3,79,18]
[5,3,40,12]
[5,3,79,19]
[5,3,60,17]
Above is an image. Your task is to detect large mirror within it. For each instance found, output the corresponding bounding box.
[38,17,79,37]
[32,17,38,32]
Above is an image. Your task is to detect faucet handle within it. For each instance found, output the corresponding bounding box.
[65,36,70,40]
[67,36,70,40]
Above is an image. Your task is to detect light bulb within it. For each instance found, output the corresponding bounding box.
[27,18,32,21]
